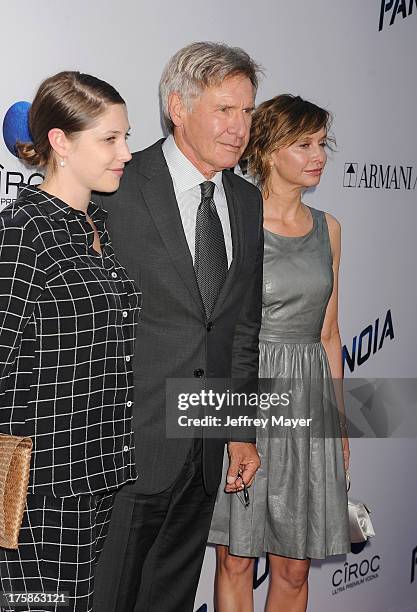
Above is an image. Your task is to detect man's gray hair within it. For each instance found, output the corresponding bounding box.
[159,41,262,133]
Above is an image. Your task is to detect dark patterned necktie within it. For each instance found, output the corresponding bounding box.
[194,181,228,318]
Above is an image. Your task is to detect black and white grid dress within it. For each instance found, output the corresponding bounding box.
[0,186,141,611]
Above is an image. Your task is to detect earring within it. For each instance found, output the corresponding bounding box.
[59,159,66,168]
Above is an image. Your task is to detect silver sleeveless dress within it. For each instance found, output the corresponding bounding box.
[209,207,350,559]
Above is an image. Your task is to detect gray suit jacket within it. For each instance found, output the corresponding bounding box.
[94,139,263,494]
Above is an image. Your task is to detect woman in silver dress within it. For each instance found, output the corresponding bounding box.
[209,94,350,612]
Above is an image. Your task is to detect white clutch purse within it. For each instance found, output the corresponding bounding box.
[346,474,376,543]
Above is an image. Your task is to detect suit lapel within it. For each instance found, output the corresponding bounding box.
[135,143,245,320]
[137,143,205,314]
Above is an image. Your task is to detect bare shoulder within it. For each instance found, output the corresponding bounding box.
[324,212,341,235]
[324,212,341,258]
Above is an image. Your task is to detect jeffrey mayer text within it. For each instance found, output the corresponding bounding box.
[223,415,312,428]
[178,415,312,429]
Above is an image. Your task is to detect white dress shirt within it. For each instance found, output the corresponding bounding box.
[162,134,233,267]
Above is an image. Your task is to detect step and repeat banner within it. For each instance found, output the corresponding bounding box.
[1,2,416,610]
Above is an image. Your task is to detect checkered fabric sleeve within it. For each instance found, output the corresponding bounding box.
[0,222,46,401]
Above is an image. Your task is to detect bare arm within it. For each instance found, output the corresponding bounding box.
[321,213,349,471]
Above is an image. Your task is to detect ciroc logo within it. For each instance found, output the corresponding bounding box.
[343,309,394,374]
[343,162,416,190]
[332,554,381,595]
[379,0,417,31]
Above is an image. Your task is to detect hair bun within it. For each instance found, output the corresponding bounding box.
[16,141,47,168]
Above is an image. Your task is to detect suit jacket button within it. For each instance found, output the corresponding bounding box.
[194,368,204,378]
[206,322,213,331]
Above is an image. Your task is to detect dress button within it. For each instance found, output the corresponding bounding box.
[123,445,129,452]
[126,401,133,407]
[206,322,213,331]
[111,271,118,279]
[122,311,128,318]
[194,368,204,378]
[125,355,131,362]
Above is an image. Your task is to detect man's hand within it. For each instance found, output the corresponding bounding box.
[225,442,260,493]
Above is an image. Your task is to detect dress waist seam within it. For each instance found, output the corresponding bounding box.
[259,331,321,344]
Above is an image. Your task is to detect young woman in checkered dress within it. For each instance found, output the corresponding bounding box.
[0,72,141,612]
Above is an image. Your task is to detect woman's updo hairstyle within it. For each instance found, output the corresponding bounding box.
[244,94,335,197]
[17,71,125,169]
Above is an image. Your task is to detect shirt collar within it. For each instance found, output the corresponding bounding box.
[18,185,107,221]
[162,134,223,194]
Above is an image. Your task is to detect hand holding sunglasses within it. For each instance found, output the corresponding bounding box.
[235,470,250,508]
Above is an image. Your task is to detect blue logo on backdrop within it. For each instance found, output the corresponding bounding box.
[342,309,394,374]
[1,101,42,206]
[2,101,32,156]
[379,0,417,31]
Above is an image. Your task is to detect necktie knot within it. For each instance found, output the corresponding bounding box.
[200,181,215,200]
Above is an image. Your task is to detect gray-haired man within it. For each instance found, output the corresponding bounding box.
[93,42,263,612]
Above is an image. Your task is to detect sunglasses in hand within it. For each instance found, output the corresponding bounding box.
[235,471,250,508]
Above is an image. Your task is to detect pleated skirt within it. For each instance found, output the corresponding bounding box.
[208,340,350,559]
